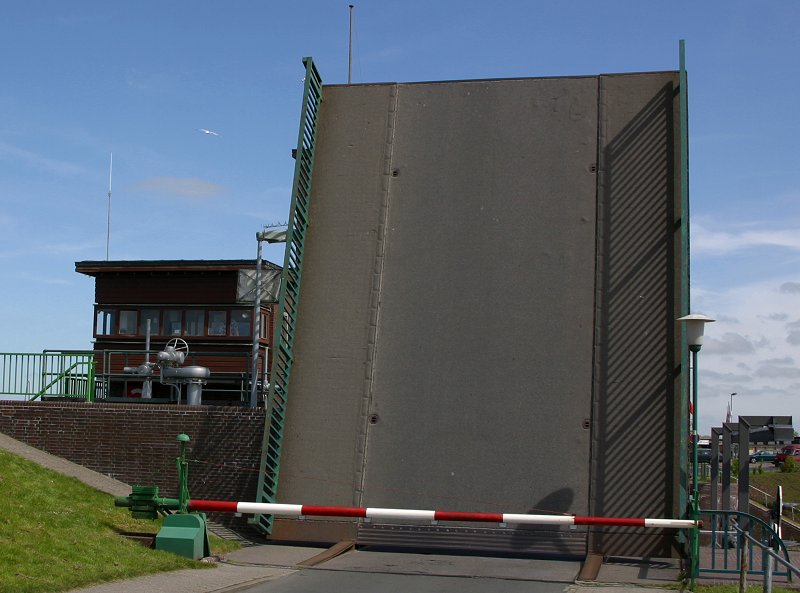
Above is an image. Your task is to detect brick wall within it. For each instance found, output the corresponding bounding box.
[0,401,265,528]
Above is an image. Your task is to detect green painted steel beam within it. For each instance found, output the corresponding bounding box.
[252,57,323,535]
[678,39,691,537]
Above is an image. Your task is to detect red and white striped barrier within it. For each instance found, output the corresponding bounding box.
[188,499,696,529]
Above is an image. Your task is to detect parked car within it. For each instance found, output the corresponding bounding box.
[696,447,713,463]
[775,444,800,465]
[749,450,776,463]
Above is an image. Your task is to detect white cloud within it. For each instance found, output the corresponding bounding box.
[704,332,759,355]
[766,312,790,322]
[14,272,71,286]
[692,222,800,256]
[135,177,226,199]
[780,282,800,294]
[0,141,86,177]
[0,238,99,259]
[697,276,800,433]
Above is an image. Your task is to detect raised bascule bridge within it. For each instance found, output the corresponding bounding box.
[251,56,690,561]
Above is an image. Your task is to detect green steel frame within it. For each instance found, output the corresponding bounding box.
[252,57,323,534]
[678,39,691,549]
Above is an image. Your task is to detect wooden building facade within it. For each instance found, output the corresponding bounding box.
[75,259,281,405]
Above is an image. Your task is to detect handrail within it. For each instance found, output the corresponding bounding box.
[748,483,800,524]
[698,508,793,583]
[33,361,92,400]
[0,352,95,401]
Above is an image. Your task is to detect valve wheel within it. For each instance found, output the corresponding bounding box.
[165,337,189,355]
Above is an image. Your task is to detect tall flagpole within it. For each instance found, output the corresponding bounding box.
[106,153,113,260]
[348,4,354,84]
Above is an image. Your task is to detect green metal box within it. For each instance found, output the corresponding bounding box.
[155,513,209,560]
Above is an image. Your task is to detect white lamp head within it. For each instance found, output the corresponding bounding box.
[677,314,715,347]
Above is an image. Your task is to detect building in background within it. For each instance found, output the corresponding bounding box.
[75,259,280,404]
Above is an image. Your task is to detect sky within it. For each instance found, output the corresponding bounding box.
[1,1,798,436]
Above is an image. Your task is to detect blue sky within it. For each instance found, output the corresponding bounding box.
[1,1,798,435]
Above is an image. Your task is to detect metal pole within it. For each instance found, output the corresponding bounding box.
[739,533,748,593]
[764,549,774,593]
[249,234,264,407]
[348,4,354,84]
[176,433,190,514]
[142,319,152,398]
[691,345,700,587]
[106,153,113,260]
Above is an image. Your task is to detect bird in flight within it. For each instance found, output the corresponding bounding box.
[198,128,219,136]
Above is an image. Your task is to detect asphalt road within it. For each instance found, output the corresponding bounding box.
[235,549,582,593]
[240,569,570,593]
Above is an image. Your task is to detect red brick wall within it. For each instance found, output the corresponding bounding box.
[0,402,265,521]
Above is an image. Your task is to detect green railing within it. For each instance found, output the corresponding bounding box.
[697,509,793,583]
[0,352,96,401]
[252,57,323,535]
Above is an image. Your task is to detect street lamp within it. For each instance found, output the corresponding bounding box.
[250,229,288,408]
[677,313,715,586]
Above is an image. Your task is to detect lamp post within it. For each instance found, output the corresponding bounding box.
[677,313,715,587]
[250,229,288,408]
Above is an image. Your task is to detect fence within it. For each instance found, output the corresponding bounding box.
[0,352,95,401]
[92,349,263,402]
[750,483,800,526]
[698,509,797,592]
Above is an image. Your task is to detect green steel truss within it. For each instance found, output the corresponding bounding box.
[252,57,322,535]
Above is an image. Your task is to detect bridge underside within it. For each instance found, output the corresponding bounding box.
[271,72,685,557]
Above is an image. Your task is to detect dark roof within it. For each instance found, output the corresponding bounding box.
[75,259,282,276]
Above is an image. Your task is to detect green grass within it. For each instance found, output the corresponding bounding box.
[750,470,800,503]
[0,449,239,593]
[695,586,797,593]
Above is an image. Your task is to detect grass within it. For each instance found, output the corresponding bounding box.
[0,449,239,593]
[750,469,800,503]
[695,586,797,593]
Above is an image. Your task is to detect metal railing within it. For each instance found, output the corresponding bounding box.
[751,483,800,525]
[698,509,794,586]
[93,348,264,402]
[0,352,95,401]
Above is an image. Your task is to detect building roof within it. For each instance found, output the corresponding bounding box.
[75,259,282,276]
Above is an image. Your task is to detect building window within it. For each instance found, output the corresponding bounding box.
[164,310,182,336]
[230,310,251,337]
[185,310,204,336]
[260,311,270,341]
[208,311,227,336]
[140,310,160,336]
[96,309,116,335]
[119,310,137,335]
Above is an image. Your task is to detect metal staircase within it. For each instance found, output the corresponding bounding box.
[252,57,322,535]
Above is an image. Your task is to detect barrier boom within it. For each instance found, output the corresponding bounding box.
[189,499,695,529]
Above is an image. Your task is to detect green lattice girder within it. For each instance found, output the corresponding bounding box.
[252,57,322,534]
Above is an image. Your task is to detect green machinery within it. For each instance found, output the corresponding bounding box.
[115,433,210,560]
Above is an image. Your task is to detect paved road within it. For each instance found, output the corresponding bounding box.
[240,569,571,593]
[234,549,580,593]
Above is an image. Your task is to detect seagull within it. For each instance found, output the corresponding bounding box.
[197,128,219,136]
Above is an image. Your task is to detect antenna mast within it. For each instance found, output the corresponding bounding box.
[106,153,113,260]
[348,4,354,84]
